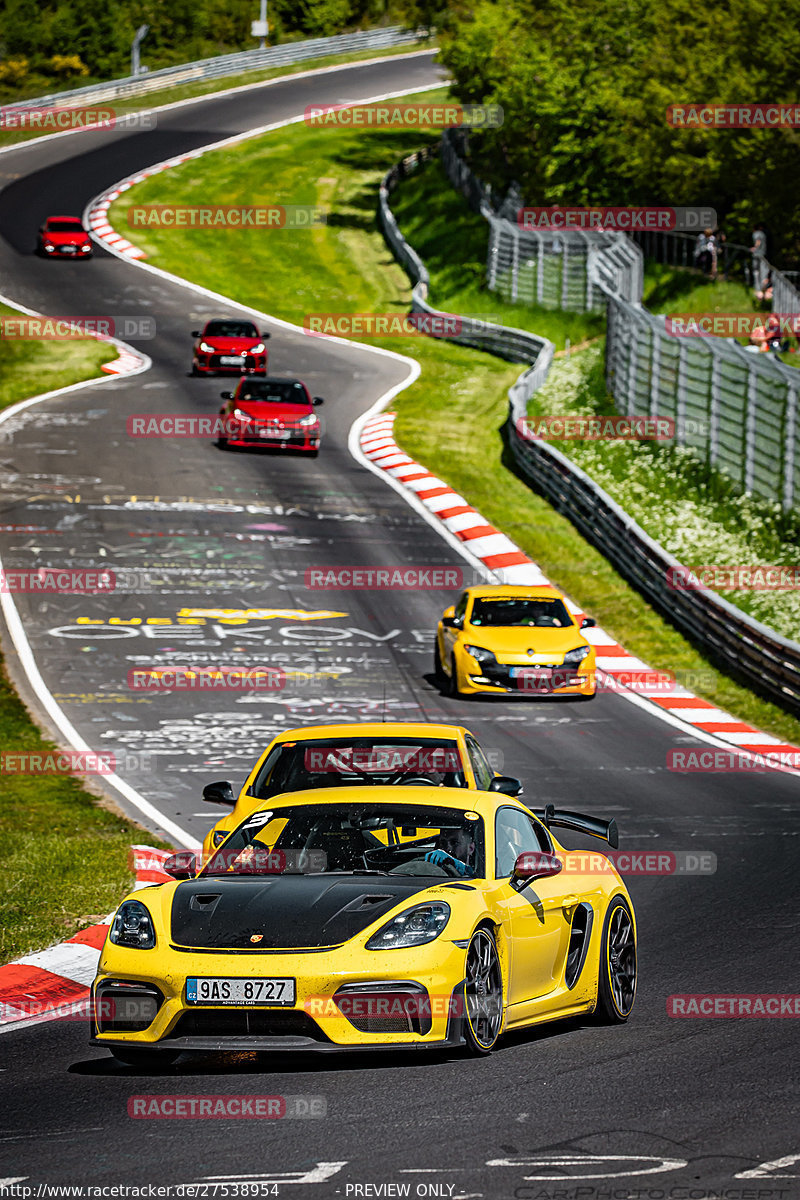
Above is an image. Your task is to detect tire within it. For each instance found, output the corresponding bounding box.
[594,895,637,1023]
[110,1047,179,1068]
[216,437,229,450]
[448,654,462,698]
[463,928,503,1054]
[433,637,445,683]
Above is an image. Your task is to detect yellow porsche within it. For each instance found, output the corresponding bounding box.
[435,584,597,698]
[199,721,524,863]
[91,788,636,1066]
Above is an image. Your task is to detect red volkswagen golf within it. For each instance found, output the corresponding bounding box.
[37,216,92,258]
[191,318,270,376]
[217,377,323,455]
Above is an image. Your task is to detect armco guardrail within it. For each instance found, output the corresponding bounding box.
[5,27,425,111]
[378,142,800,715]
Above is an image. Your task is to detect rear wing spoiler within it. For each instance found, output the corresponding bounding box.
[532,804,619,849]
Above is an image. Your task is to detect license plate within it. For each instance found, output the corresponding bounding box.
[62,246,76,253]
[186,977,295,1006]
[219,355,245,365]
[510,666,551,678]
[259,428,290,440]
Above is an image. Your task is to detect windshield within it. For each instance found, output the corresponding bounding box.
[470,597,573,628]
[237,380,309,405]
[204,320,259,338]
[250,737,467,798]
[46,220,84,233]
[202,801,485,879]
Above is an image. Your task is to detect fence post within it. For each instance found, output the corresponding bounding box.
[511,228,520,302]
[744,363,758,493]
[675,340,688,446]
[650,321,661,419]
[561,239,569,309]
[626,314,640,417]
[708,346,720,467]
[536,232,544,305]
[784,385,797,511]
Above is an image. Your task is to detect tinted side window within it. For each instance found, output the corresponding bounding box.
[495,807,548,877]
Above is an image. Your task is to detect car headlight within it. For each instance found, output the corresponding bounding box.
[43,243,55,251]
[199,341,216,353]
[298,413,318,426]
[562,645,590,666]
[250,342,266,354]
[231,407,251,422]
[80,243,91,252]
[110,900,156,949]
[365,902,450,950]
[464,644,496,666]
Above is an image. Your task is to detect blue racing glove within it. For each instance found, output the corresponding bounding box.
[425,850,469,876]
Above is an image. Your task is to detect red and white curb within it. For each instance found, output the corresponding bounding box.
[87,159,199,259]
[0,845,176,1031]
[360,412,800,764]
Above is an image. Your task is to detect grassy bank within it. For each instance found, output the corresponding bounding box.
[106,102,800,745]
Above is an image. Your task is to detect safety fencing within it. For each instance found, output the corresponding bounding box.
[4,26,426,110]
[378,141,800,715]
[439,130,800,513]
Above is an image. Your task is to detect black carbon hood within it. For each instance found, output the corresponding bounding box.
[170,875,436,950]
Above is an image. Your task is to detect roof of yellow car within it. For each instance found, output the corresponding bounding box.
[247,783,499,808]
[272,722,470,742]
[464,583,564,599]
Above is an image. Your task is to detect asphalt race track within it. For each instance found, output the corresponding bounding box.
[0,52,798,1197]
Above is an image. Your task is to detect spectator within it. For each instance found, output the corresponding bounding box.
[694,228,712,274]
[750,222,768,287]
[754,268,773,304]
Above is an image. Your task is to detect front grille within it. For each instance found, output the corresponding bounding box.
[483,665,578,692]
[169,1009,328,1041]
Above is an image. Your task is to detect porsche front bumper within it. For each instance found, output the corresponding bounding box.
[91,938,469,1053]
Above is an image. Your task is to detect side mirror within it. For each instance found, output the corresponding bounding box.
[580,617,596,629]
[203,780,236,806]
[510,851,562,890]
[312,396,324,405]
[191,330,201,337]
[163,851,198,880]
[488,775,522,796]
[261,331,271,339]
[220,391,233,400]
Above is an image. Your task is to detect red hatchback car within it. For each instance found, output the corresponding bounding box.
[218,377,323,455]
[37,216,92,258]
[191,318,270,376]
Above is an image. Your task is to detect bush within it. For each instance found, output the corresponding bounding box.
[0,57,29,85]
[47,54,89,78]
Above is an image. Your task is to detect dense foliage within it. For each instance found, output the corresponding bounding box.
[436,0,800,261]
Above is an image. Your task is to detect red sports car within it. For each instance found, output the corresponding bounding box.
[191,318,270,376]
[37,216,92,258]
[217,377,323,455]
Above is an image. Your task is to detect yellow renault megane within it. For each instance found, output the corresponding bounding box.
[91,787,636,1065]
[435,584,597,698]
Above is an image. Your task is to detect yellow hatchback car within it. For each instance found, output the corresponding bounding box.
[435,584,597,698]
[199,722,524,864]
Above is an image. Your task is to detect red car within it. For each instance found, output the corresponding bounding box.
[37,216,92,258]
[218,377,323,455]
[191,318,270,376]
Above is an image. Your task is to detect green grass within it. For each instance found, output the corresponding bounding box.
[0,41,435,149]
[0,303,113,405]
[0,305,170,963]
[107,102,800,746]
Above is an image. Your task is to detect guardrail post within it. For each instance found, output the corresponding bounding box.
[745,363,758,493]
[561,240,570,309]
[626,315,639,416]
[783,385,797,511]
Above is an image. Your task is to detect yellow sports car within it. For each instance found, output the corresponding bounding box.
[435,584,597,698]
[199,722,523,863]
[91,788,636,1066]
